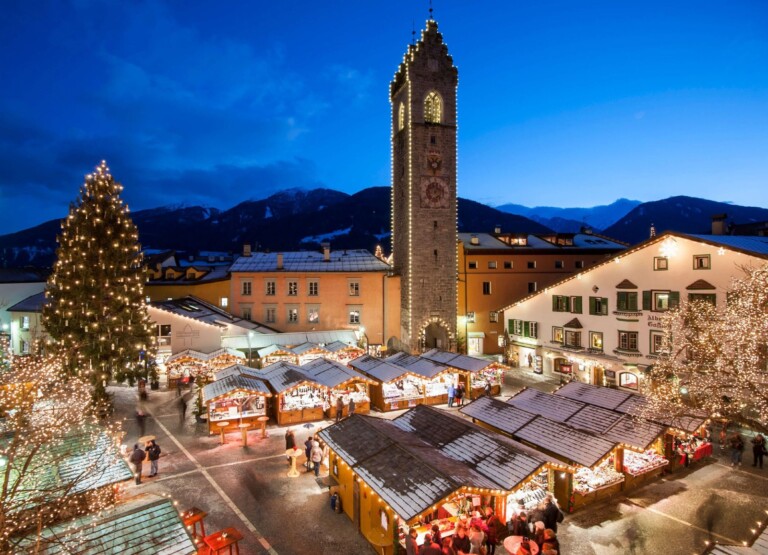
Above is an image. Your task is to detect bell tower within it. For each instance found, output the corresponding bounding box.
[391,19,458,353]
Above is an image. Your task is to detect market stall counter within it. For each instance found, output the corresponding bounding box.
[202,370,271,435]
[257,361,331,425]
[301,357,374,418]
[421,349,506,399]
[348,355,428,412]
[384,352,459,406]
[165,348,246,389]
[323,341,365,364]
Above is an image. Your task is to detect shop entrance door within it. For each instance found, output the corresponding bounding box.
[592,366,604,386]
[352,480,360,529]
[468,337,482,355]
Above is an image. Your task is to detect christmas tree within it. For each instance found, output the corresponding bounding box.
[43,161,155,400]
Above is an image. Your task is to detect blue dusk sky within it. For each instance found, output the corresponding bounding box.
[1,1,767,234]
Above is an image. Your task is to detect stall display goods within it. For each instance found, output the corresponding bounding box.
[383,378,423,404]
[623,450,669,477]
[209,395,266,423]
[573,462,623,495]
[281,385,327,412]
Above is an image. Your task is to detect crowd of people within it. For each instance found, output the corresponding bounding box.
[405,495,564,555]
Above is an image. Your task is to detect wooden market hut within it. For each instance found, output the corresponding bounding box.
[258,361,330,425]
[421,348,505,399]
[323,340,365,364]
[318,405,556,555]
[164,347,246,388]
[17,494,197,553]
[383,352,457,405]
[348,355,430,412]
[202,368,272,434]
[290,342,330,365]
[300,357,375,419]
[257,344,298,366]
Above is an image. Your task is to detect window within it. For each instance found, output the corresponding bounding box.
[564,330,581,347]
[308,280,319,296]
[265,280,276,296]
[468,261,478,270]
[555,260,564,269]
[527,261,536,269]
[482,282,492,295]
[348,307,361,325]
[618,331,639,351]
[156,324,171,338]
[466,312,476,323]
[688,293,716,305]
[570,296,583,313]
[20,340,30,354]
[509,319,523,335]
[525,321,539,339]
[654,257,668,271]
[590,331,603,351]
[242,307,252,321]
[693,254,711,270]
[489,311,498,323]
[552,327,564,343]
[589,297,608,315]
[424,91,442,123]
[397,102,405,131]
[504,261,513,269]
[307,306,320,324]
[241,280,252,296]
[528,282,537,293]
[553,295,570,312]
[349,281,360,297]
[650,330,665,355]
[21,316,30,331]
[488,261,497,269]
[575,260,584,269]
[617,291,638,311]
[265,307,276,323]
[287,280,298,296]
[619,372,639,390]
[646,290,680,311]
[220,297,229,308]
[287,307,299,323]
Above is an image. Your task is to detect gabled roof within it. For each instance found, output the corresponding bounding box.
[688,234,768,257]
[686,279,716,290]
[615,279,638,289]
[508,388,584,421]
[7,291,47,313]
[563,318,583,329]
[258,360,327,394]
[226,330,359,351]
[420,349,492,372]
[290,342,327,356]
[349,355,415,383]
[555,381,634,411]
[460,396,538,436]
[301,357,375,388]
[230,249,391,273]
[512,416,616,468]
[150,295,266,331]
[385,352,451,379]
[16,494,196,554]
[202,373,271,404]
[323,340,363,353]
[215,364,261,380]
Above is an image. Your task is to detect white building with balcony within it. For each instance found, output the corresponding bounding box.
[501,232,768,392]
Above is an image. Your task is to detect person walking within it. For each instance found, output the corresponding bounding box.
[310,440,324,477]
[485,508,504,555]
[348,397,356,416]
[136,406,147,436]
[405,528,419,555]
[285,428,296,465]
[129,444,145,485]
[305,435,314,472]
[447,383,455,408]
[178,395,188,425]
[455,383,464,408]
[452,525,471,555]
[484,381,491,398]
[730,433,745,467]
[542,494,562,533]
[146,439,161,477]
[336,396,344,422]
[752,434,765,469]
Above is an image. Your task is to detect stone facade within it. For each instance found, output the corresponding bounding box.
[390,20,458,352]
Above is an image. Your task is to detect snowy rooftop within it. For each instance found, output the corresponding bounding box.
[230,249,391,272]
[459,232,626,251]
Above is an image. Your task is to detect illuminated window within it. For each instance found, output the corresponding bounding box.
[220,297,229,308]
[618,331,638,351]
[552,327,564,343]
[349,281,360,296]
[398,103,405,131]
[693,254,711,270]
[619,372,638,390]
[466,312,475,323]
[489,311,498,323]
[590,331,603,351]
[349,307,361,325]
[21,316,30,331]
[424,91,442,123]
[287,280,298,296]
[307,306,320,324]
[265,280,276,296]
[287,307,299,323]
[650,331,665,355]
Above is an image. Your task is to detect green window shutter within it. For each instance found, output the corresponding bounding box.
[642,290,651,311]
[552,296,559,311]
[572,296,582,314]
[523,321,530,337]
[564,296,571,312]
[508,319,514,334]
[669,291,680,309]
[602,298,609,315]
[589,297,596,315]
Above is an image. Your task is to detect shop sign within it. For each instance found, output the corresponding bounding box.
[560,363,572,374]
[647,315,664,329]
[604,370,616,379]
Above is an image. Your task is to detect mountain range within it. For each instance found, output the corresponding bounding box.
[1,189,767,268]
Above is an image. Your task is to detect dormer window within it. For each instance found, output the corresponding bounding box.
[424,91,442,124]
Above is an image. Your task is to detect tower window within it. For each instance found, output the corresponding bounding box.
[430,135,436,144]
[424,91,442,124]
[398,102,405,131]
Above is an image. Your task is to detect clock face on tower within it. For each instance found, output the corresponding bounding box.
[420,177,449,208]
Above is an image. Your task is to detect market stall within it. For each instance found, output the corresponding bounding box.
[349,355,427,411]
[421,348,507,399]
[323,341,365,364]
[291,342,330,365]
[318,405,554,555]
[301,357,374,418]
[384,352,459,406]
[257,345,298,366]
[164,348,246,388]
[258,361,330,425]
[202,371,272,434]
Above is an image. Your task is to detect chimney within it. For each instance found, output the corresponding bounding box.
[276,253,284,270]
[494,225,501,235]
[580,225,593,235]
[243,244,252,257]
[711,214,727,235]
[321,242,331,262]
[470,235,479,246]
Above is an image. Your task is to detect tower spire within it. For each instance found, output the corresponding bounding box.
[429,0,434,21]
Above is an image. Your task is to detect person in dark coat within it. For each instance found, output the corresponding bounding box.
[129,444,145,485]
[335,396,344,422]
[485,508,504,554]
[752,434,765,469]
[508,511,530,538]
[146,439,161,477]
[452,524,471,555]
[542,494,562,533]
[455,384,464,407]
[529,502,546,533]
[405,528,419,555]
[419,532,442,555]
[484,382,491,397]
[431,524,442,546]
[285,428,296,464]
[304,436,314,471]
